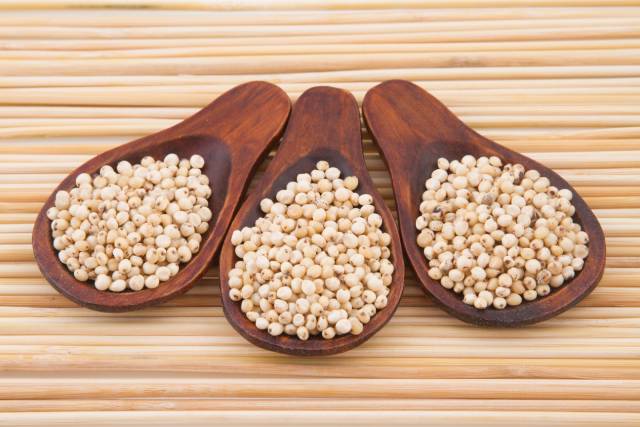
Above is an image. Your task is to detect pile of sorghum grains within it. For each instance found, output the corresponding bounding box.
[228,160,394,340]
[48,153,212,292]
[416,155,589,310]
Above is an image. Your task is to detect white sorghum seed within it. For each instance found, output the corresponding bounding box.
[228,161,393,340]
[189,154,205,169]
[267,322,284,336]
[417,155,589,310]
[49,154,212,292]
[128,275,145,291]
[523,289,538,301]
[463,293,476,305]
[145,275,160,289]
[493,297,507,309]
[156,266,171,282]
[94,274,111,291]
[322,327,336,340]
[335,318,352,335]
[297,326,310,340]
[507,293,522,306]
[109,279,127,293]
[73,269,89,282]
[474,297,488,309]
[255,317,269,330]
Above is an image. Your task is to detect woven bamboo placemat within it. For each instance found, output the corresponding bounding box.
[0,1,639,425]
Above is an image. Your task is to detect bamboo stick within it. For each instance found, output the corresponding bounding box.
[0,65,640,87]
[4,81,640,99]
[1,411,639,427]
[0,376,639,400]
[0,304,640,320]
[2,353,640,381]
[0,398,639,413]
[0,233,31,244]
[1,314,640,336]
[4,17,640,39]
[3,49,640,77]
[3,336,640,354]
[0,24,638,54]
[0,300,637,317]
[0,213,36,224]
[5,39,640,60]
[1,320,639,342]
[0,411,639,427]
[2,17,640,42]
[0,224,32,232]
[0,245,32,262]
[596,209,640,218]
[1,0,639,10]
[1,66,639,87]
[5,7,640,27]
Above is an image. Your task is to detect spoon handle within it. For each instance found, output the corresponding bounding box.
[162,81,291,164]
[179,82,290,147]
[273,86,364,171]
[65,82,290,177]
[363,79,475,146]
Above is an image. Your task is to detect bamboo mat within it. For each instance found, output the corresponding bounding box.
[1,1,640,426]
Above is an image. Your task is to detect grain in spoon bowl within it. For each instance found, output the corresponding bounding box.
[47,153,212,293]
[227,160,394,340]
[416,154,589,310]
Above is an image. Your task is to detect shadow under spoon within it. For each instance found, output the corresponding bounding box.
[32,81,291,312]
[219,86,405,355]
[363,79,605,327]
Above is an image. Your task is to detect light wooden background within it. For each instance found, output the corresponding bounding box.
[0,1,639,426]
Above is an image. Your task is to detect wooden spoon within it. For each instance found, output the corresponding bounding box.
[32,81,291,312]
[363,80,605,327]
[219,86,405,355]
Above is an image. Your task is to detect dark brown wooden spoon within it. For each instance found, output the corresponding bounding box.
[219,86,405,355]
[32,81,291,312]
[363,80,605,327]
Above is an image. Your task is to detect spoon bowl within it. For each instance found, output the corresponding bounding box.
[363,80,605,326]
[32,81,291,312]
[219,86,405,355]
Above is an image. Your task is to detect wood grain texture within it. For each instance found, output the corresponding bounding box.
[363,79,606,326]
[1,2,639,426]
[31,81,291,311]
[219,86,404,355]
